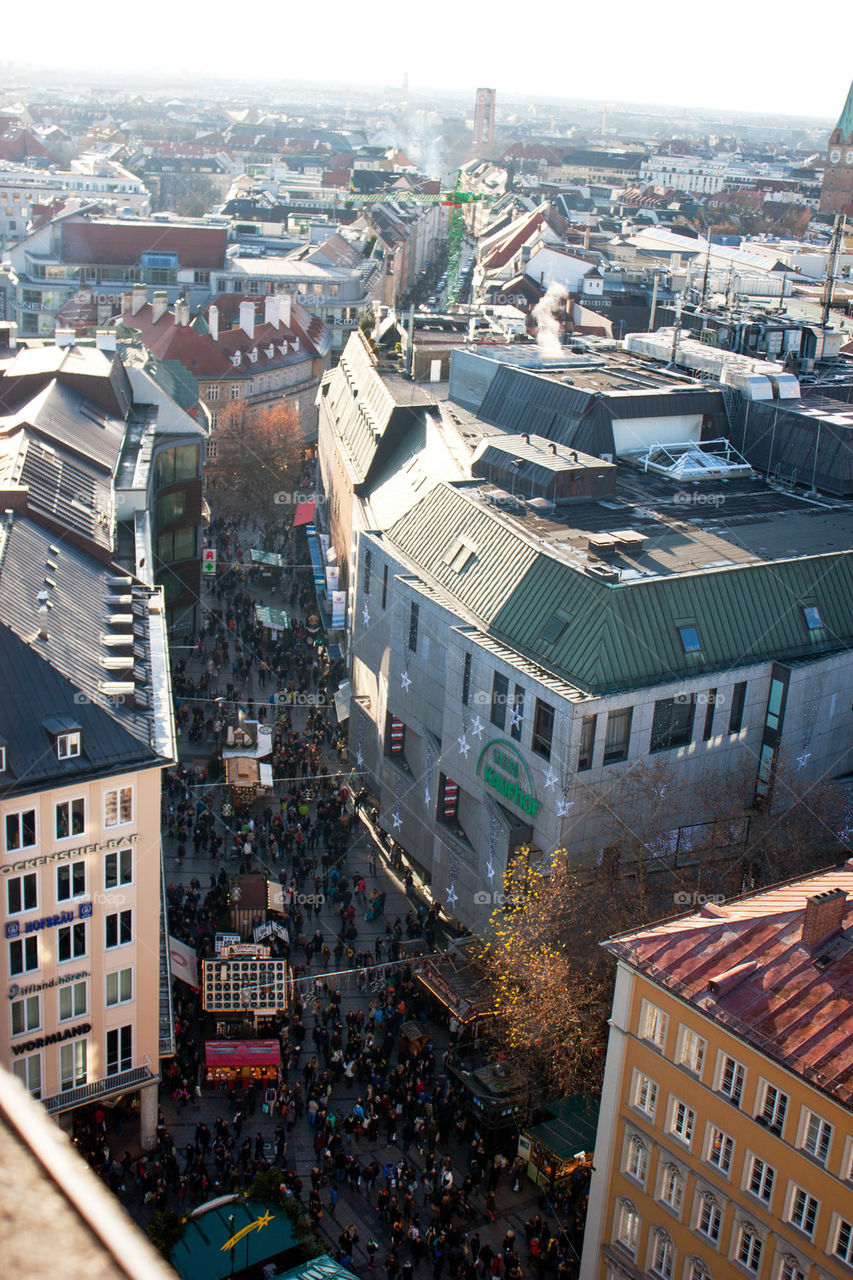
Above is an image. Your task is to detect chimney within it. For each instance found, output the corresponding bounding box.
[264,294,280,328]
[131,283,147,315]
[174,299,190,327]
[802,888,847,949]
[121,290,133,315]
[96,328,117,353]
[279,294,291,329]
[239,300,255,340]
[208,304,219,343]
[55,327,75,348]
[37,590,50,641]
[152,291,169,324]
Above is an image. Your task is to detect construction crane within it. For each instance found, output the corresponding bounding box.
[820,213,847,329]
[342,171,497,305]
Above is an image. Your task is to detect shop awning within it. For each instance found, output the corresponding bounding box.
[333,680,351,724]
[249,548,287,568]
[303,523,327,593]
[416,954,495,1024]
[294,500,316,528]
[522,1095,599,1161]
[168,936,199,988]
[204,1040,281,1070]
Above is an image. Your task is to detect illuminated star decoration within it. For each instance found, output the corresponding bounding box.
[356,749,364,767]
[362,605,370,627]
[510,705,523,730]
[557,796,574,817]
[424,787,430,807]
[457,733,470,757]
[392,809,402,830]
[400,670,411,692]
[486,858,495,881]
[445,883,458,908]
[470,715,484,739]
[543,765,557,789]
[797,749,811,770]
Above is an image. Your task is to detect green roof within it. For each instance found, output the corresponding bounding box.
[171,1199,299,1280]
[524,1095,599,1159]
[836,80,853,142]
[386,484,853,695]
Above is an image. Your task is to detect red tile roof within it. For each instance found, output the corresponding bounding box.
[60,219,227,268]
[606,860,853,1110]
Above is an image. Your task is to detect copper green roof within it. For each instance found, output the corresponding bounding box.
[836,80,853,142]
[386,484,853,695]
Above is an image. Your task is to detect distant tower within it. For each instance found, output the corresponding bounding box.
[820,80,853,215]
[472,88,496,147]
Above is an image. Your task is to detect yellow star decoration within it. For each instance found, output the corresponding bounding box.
[220,1210,275,1251]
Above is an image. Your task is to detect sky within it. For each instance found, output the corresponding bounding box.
[5,0,852,122]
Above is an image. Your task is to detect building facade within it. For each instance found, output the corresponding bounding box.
[473,89,497,148]
[582,865,853,1280]
[820,80,853,216]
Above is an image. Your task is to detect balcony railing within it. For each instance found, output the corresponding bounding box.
[42,1063,158,1114]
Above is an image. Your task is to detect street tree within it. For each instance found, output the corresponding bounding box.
[205,401,306,537]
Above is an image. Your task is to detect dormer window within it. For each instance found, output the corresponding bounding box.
[0,745,6,771]
[803,605,823,630]
[57,731,81,760]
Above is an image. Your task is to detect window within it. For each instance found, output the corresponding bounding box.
[105,910,132,948]
[626,1134,648,1184]
[678,626,702,653]
[633,1071,658,1117]
[60,1040,87,1091]
[803,605,823,630]
[106,1025,132,1075]
[531,698,555,760]
[660,1163,684,1213]
[578,714,596,771]
[59,981,87,1021]
[363,548,372,595]
[105,783,134,824]
[0,745,6,771]
[757,1082,788,1134]
[381,564,388,609]
[407,601,420,652]
[735,1225,763,1273]
[641,1000,668,1050]
[702,689,717,740]
[206,437,218,458]
[104,848,133,889]
[12,1054,41,1098]
[155,490,186,526]
[7,872,37,915]
[835,1218,853,1265]
[57,861,86,901]
[491,671,508,730]
[510,685,525,742]
[57,731,81,759]
[718,1053,745,1106]
[603,707,632,764]
[746,1155,775,1204]
[678,1026,706,1075]
[57,922,86,963]
[207,383,219,401]
[540,610,569,646]
[9,936,39,975]
[6,808,36,852]
[106,968,133,1006]
[616,1199,640,1253]
[11,995,40,1036]
[801,1110,832,1164]
[437,774,459,825]
[778,1260,805,1280]
[707,1126,734,1174]
[230,384,240,400]
[788,1186,818,1237]
[651,1229,674,1279]
[461,652,472,706]
[55,797,85,840]
[728,681,746,734]
[650,694,695,752]
[671,1100,695,1145]
[698,1194,722,1243]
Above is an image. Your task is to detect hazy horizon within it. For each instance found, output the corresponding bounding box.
[2,0,850,124]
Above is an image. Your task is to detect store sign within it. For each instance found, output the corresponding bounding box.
[476,740,541,817]
[202,547,217,576]
[1,834,138,876]
[8,970,90,1000]
[11,1021,90,1056]
[214,932,241,954]
[6,902,91,939]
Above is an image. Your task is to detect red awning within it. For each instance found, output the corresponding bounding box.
[293,500,316,527]
[204,1040,281,1069]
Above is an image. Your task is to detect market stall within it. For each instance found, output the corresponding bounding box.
[204,1039,281,1088]
[517,1096,598,1191]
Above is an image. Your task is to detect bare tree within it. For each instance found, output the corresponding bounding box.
[205,401,306,537]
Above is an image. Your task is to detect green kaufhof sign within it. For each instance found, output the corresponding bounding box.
[477,740,541,817]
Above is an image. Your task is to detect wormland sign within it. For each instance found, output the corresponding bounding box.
[476,740,541,818]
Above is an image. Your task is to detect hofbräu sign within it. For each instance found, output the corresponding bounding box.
[477,740,541,817]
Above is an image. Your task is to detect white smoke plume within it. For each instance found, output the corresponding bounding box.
[531,281,568,358]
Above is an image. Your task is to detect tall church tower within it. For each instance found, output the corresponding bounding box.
[820,80,853,214]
